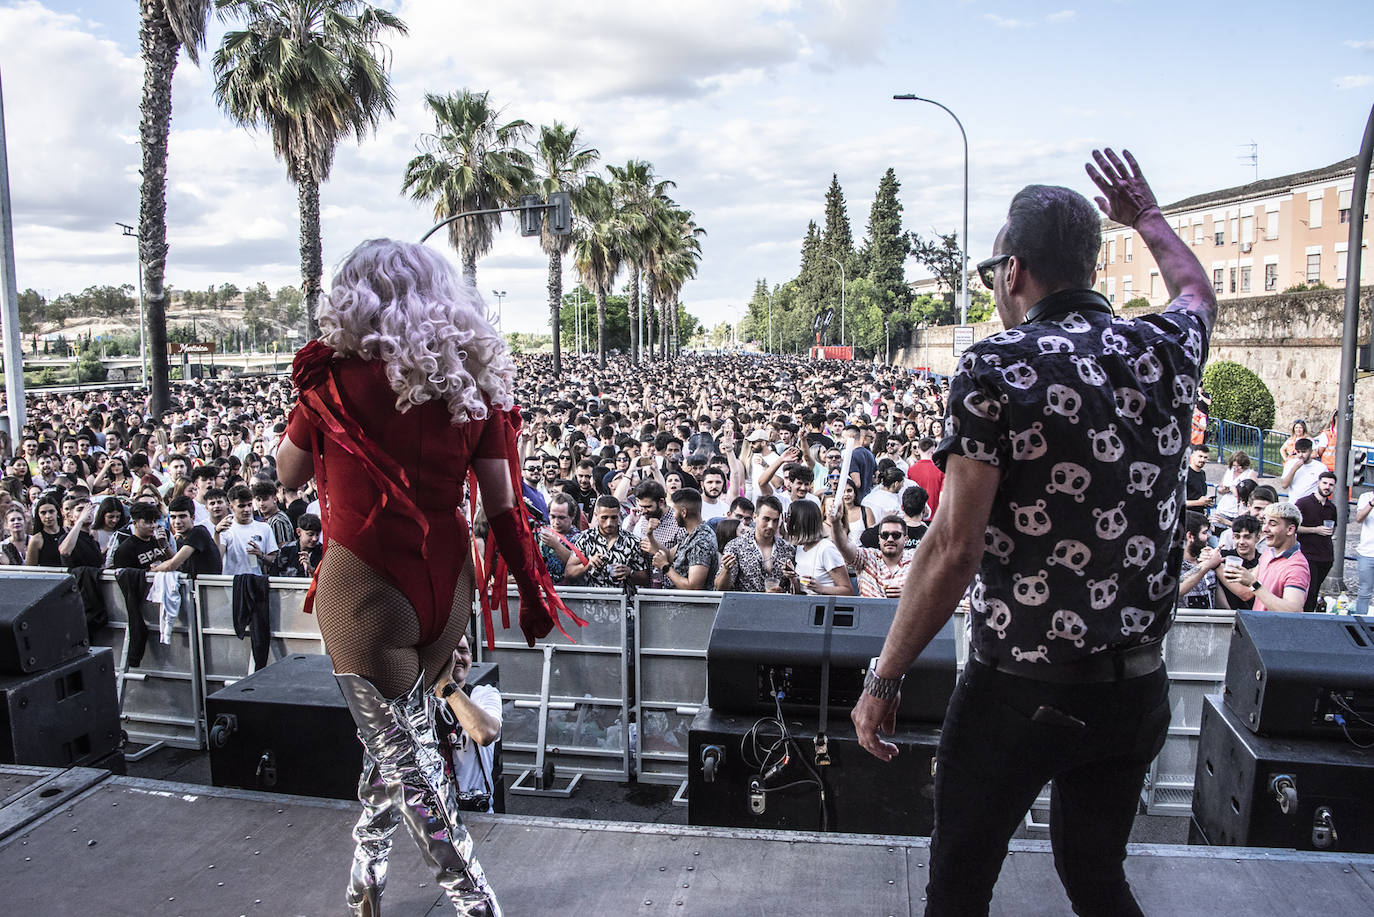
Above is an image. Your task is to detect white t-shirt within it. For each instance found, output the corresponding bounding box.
[861,486,902,522]
[1215,468,1257,518]
[775,491,820,513]
[220,519,278,576]
[795,539,846,593]
[701,496,729,523]
[444,684,502,813]
[1358,492,1374,558]
[1287,459,1326,502]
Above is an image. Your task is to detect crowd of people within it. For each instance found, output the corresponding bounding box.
[1,349,1369,614]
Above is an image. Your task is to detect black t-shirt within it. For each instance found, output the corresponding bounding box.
[273,540,321,578]
[110,534,169,570]
[806,432,835,450]
[1216,550,1260,610]
[1186,467,1208,502]
[173,526,222,576]
[63,530,104,569]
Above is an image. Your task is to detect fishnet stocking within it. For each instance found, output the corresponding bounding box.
[316,543,474,699]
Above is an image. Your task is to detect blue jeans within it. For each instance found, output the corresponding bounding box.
[1357,555,1374,615]
[925,658,1170,917]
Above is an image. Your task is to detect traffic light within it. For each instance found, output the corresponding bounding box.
[518,194,543,237]
[1351,448,1367,487]
[548,191,572,236]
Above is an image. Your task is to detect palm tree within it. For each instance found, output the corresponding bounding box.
[571,176,627,368]
[214,0,406,338]
[138,0,214,415]
[532,123,597,378]
[657,209,705,356]
[608,161,675,364]
[403,91,533,288]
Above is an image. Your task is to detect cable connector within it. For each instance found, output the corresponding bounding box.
[814,733,831,766]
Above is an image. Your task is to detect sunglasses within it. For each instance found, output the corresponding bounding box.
[878,531,905,540]
[977,253,1012,290]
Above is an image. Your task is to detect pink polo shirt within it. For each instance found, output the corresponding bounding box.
[1253,543,1310,612]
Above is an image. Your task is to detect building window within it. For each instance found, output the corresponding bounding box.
[1241,215,1254,245]
[1240,266,1251,293]
[1213,268,1225,293]
[1108,240,1116,264]
[1337,251,1348,283]
[1309,198,1322,229]
[1307,252,1321,283]
[1266,210,1279,240]
[1150,272,1162,298]
[1229,268,1237,293]
[1123,277,1133,299]
[1194,224,1204,245]
[1265,263,1278,291]
[1125,236,1133,262]
[1214,227,1225,245]
[1106,277,1116,303]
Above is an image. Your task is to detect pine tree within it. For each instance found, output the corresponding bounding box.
[819,174,854,344]
[864,168,911,319]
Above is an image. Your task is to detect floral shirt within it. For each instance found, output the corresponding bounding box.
[571,528,646,587]
[721,533,797,593]
[853,546,917,598]
[666,524,720,589]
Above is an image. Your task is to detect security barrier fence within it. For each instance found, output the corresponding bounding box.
[1,569,1238,817]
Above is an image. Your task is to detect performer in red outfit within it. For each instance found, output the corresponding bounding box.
[277,238,576,917]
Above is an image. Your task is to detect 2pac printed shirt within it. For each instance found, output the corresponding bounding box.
[935,300,1210,666]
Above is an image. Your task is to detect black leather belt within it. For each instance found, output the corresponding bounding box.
[972,642,1162,684]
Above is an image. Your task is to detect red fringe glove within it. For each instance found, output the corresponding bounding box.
[486,508,585,648]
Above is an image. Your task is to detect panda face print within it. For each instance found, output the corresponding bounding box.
[1011,569,1051,607]
[989,328,1026,346]
[1152,417,1183,455]
[1171,374,1196,409]
[961,438,1000,464]
[969,577,986,613]
[986,598,1013,639]
[963,389,1002,422]
[1057,312,1092,334]
[1087,573,1119,610]
[1123,535,1156,568]
[1046,462,1091,502]
[1012,422,1049,462]
[985,526,1015,563]
[1010,500,1052,537]
[1133,346,1164,385]
[1011,644,1050,663]
[1001,361,1037,390]
[1038,335,1076,355]
[1047,609,1087,648]
[1046,538,1091,575]
[1071,354,1108,387]
[1157,493,1179,531]
[1044,384,1082,424]
[1183,326,1203,363]
[1087,424,1125,463]
[1127,461,1160,496]
[1092,501,1129,540]
[1114,387,1147,424]
[956,351,979,376]
[1147,568,1176,601]
[1101,327,1130,356]
[1120,606,1155,635]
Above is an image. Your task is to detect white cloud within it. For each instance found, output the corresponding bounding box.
[1344,39,1374,51]
[1047,10,1077,23]
[984,13,1034,28]
[1335,74,1374,89]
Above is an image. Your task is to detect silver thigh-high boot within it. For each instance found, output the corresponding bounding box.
[336,672,501,917]
[347,749,399,917]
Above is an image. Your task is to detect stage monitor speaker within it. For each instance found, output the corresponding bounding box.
[1193,695,1374,853]
[207,654,500,801]
[0,574,90,675]
[687,706,939,835]
[1223,610,1374,739]
[0,647,119,767]
[706,593,955,724]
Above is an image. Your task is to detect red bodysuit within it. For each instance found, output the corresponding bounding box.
[288,343,513,644]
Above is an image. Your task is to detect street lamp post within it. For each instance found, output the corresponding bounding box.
[768,288,774,354]
[116,222,147,388]
[822,254,846,348]
[894,93,969,325]
[491,289,506,332]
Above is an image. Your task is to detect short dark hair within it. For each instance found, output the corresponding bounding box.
[634,480,666,503]
[167,495,196,515]
[203,487,227,503]
[1294,437,1313,451]
[881,466,906,488]
[917,437,936,453]
[1250,484,1278,505]
[1231,514,1261,536]
[1184,510,1209,538]
[783,462,810,484]
[296,513,321,533]
[1190,444,1210,455]
[129,502,161,523]
[1319,470,1337,482]
[228,484,253,504]
[1002,184,1101,291]
[250,480,277,499]
[901,483,928,519]
[878,513,906,531]
[575,459,595,472]
[731,495,758,515]
[671,487,702,514]
[593,495,622,514]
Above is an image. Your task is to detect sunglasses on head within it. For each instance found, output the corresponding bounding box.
[977,253,1012,290]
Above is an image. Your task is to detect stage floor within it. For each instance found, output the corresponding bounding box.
[3,765,1373,916]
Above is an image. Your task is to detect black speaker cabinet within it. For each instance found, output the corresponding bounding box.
[207,654,499,800]
[0,574,90,675]
[706,593,956,724]
[1193,695,1374,852]
[687,706,939,835]
[1223,611,1374,739]
[0,647,119,767]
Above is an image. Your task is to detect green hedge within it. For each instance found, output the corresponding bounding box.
[1201,360,1275,430]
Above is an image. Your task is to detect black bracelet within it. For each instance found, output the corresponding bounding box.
[441,681,459,699]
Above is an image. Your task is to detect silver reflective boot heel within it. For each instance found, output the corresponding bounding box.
[336,672,501,917]
[347,750,398,917]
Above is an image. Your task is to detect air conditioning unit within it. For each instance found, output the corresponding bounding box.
[1240,242,1253,253]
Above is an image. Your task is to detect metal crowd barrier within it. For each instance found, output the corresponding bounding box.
[192,575,323,696]
[477,588,632,788]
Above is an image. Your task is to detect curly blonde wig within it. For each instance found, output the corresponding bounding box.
[318,239,515,423]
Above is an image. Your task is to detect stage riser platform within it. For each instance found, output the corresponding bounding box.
[1,766,1372,916]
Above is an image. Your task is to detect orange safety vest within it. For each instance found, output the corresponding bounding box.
[1190,408,1208,445]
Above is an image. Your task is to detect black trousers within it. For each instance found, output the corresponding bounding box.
[1303,560,1332,613]
[925,658,1170,917]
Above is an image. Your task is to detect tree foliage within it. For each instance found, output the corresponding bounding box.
[1202,360,1276,430]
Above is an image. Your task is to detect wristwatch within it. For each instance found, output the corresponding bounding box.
[1251,580,1262,592]
[863,656,904,700]
[441,681,459,699]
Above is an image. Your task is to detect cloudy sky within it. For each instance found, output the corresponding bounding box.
[1,0,1371,336]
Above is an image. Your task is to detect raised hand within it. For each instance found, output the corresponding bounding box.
[1086,148,1159,227]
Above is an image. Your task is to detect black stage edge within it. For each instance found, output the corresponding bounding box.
[3,764,1374,915]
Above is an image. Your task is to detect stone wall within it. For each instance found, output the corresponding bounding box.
[893,285,1374,437]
